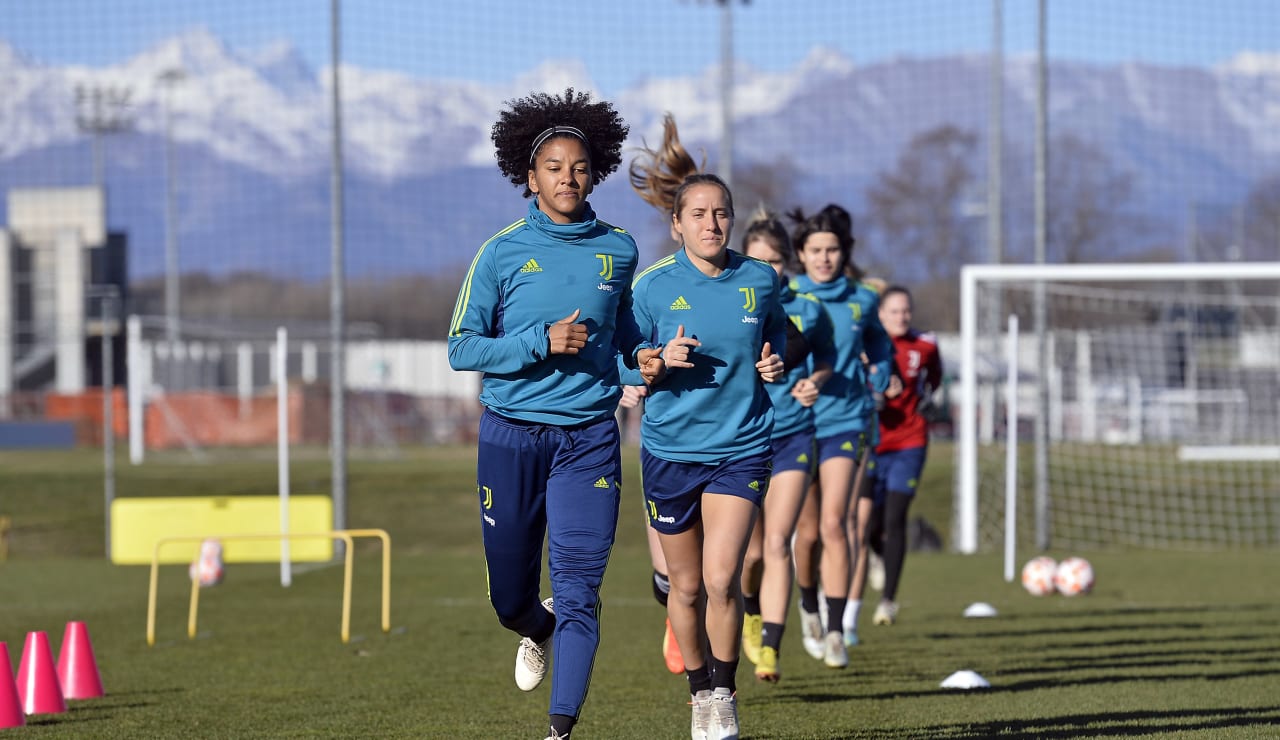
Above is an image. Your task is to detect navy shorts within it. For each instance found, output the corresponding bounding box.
[771,429,817,475]
[815,431,868,464]
[640,447,773,535]
[868,445,928,505]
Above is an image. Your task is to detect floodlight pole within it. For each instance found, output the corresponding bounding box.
[159,69,186,346]
[330,0,349,544]
[1032,0,1050,551]
[90,285,120,558]
[986,0,1004,335]
[718,0,735,189]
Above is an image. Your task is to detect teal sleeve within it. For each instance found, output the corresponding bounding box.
[764,289,788,377]
[617,353,644,386]
[446,246,549,373]
[811,305,837,369]
[863,307,893,394]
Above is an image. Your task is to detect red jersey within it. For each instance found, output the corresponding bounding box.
[876,329,943,453]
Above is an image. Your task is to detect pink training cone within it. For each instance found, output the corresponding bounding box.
[0,642,25,728]
[16,631,66,715]
[57,621,105,700]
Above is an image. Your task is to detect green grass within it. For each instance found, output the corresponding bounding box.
[1,445,1278,738]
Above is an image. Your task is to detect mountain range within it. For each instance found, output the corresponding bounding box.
[1,28,1277,279]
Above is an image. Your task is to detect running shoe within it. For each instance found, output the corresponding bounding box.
[514,597,554,691]
[823,631,848,669]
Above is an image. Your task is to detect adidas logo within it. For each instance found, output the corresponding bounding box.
[840,440,855,452]
[519,259,543,273]
[748,480,760,491]
[669,295,692,310]
[594,477,610,489]
[797,453,809,464]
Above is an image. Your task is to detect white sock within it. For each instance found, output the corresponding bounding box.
[844,600,862,632]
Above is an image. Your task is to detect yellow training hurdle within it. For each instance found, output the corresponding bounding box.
[146,529,391,646]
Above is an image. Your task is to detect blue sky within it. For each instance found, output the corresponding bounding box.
[4,1,1278,91]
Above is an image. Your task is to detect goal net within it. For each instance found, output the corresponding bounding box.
[956,262,1280,553]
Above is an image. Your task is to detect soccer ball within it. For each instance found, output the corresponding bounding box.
[1054,556,1095,596]
[1021,556,1058,596]
[188,538,225,587]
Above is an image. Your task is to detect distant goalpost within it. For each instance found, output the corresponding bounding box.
[956,262,1280,554]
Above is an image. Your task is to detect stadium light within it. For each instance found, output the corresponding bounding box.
[74,83,134,191]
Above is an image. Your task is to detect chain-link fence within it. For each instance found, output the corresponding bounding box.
[1,1,1277,448]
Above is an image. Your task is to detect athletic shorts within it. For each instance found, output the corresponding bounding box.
[815,431,868,465]
[868,445,928,505]
[640,447,772,535]
[771,429,817,475]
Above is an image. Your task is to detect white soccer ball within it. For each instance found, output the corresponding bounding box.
[1054,556,1095,596]
[188,538,225,587]
[1021,556,1058,596]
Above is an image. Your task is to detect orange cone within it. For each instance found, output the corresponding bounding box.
[0,643,24,728]
[57,621,104,700]
[16,631,66,715]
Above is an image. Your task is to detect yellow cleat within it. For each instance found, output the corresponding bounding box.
[754,645,780,683]
[741,613,763,665]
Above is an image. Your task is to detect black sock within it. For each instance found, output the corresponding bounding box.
[824,596,847,633]
[549,714,575,739]
[761,621,784,651]
[686,663,711,695]
[709,655,739,694]
[743,593,761,616]
[799,585,819,613]
[531,607,555,645]
[652,570,671,608]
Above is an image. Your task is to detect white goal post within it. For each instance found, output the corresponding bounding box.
[957,262,1280,554]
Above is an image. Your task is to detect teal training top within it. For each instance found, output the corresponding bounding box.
[632,248,788,463]
[447,200,645,426]
[790,274,892,437]
[769,280,837,439]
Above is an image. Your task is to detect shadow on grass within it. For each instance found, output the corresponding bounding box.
[927,621,1265,641]
[854,666,1280,700]
[851,705,1280,740]
[1026,603,1277,620]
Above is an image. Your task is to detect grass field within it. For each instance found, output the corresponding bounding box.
[1,444,1278,739]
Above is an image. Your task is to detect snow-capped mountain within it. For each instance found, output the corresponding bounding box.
[0,30,1277,278]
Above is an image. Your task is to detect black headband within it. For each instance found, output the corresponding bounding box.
[529,126,587,164]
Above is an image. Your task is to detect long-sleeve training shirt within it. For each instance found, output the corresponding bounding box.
[769,280,837,440]
[631,248,788,463]
[448,200,645,426]
[790,274,893,437]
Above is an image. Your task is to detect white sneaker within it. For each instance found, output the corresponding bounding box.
[690,689,714,740]
[514,597,554,691]
[709,687,739,740]
[868,552,885,592]
[800,608,825,660]
[823,631,848,669]
[873,599,898,626]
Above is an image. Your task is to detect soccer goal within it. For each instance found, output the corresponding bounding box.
[956,262,1280,554]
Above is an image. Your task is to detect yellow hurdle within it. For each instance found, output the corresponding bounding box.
[147,529,391,646]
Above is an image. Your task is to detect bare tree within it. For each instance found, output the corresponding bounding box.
[1047,134,1137,263]
[865,125,980,284]
[1244,174,1280,261]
